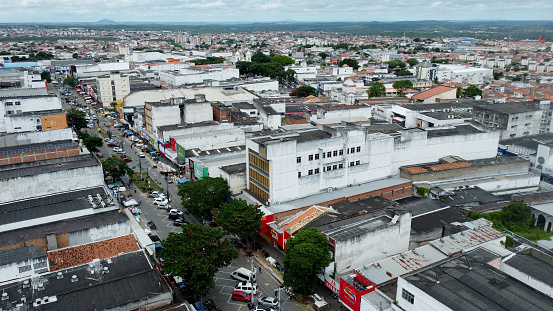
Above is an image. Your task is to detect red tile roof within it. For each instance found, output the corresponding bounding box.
[47,234,139,271]
[412,86,456,100]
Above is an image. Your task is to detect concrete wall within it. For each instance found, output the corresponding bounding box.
[0,256,48,284]
[0,163,104,203]
[68,221,131,247]
[392,129,499,174]
[151,105,181,134]
[334,212,411,274]
[210,167,246,195]
[396,276,453,311]
[182,102,213,124]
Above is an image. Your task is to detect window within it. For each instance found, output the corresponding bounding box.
[5,102,13,106]
[350,147,355,153]
[356,146,361,153]
[36,125,42,130]
[510,125,517,129]
[326,166,331,171]
[523,131,529,136]
[350,161,354,166]
[339,164,344,169]
[525,123,530,126]
[34,261,47,269]
[402,289,415,304]
[527,114,533,119]
[314,168,319,174]
[322,153,326,159]
[297,157,301,163]
[327,151,331,158]
[356,160,360,165]
[19,265,32,273]
[14,101,21,105]
[298,172,301,178]
[309,155,314,161]
[308,169,313,175]
[339,150,344,155]
[333,150,338,156]
[314,154,319,160]
[6,111,13,114]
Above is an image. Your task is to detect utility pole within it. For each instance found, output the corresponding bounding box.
[274,286,289,311]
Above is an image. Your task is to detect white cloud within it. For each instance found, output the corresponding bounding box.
[0,0,552,22]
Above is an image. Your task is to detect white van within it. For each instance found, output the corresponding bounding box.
[234,282,258,295]
[231,267,256,282]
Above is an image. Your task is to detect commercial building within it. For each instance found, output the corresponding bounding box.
[472,102,543,139]
[158,66,239,87]
[246,123,498,204]
[435,64,493,85]
[0,95,64,134]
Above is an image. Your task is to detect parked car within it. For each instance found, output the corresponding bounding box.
[168,209,184,220]
[112,147,123,153]
[148,191,165,198]
[121,157,132,162]
[235,282,258,295]
[138,152,145,158]
[258,296,279,307]
[153,198,169,206]
[231,290,251,302]
[254,306,275,311]
[173,217,188,226]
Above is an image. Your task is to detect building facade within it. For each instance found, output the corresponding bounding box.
[96,72,130,106]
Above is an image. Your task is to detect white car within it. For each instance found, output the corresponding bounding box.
[138,152,145,158]
[153,198,169,206]
[257,296,279,307]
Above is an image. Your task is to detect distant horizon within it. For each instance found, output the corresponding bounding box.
[1,0,552,24]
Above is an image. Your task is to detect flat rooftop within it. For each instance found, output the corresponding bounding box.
[0,154,99,180]
[474,102,542,114]
[403,251,553,311]
[317,213,393,241]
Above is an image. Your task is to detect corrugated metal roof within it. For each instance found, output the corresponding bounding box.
[356,245,447,285]
[430,224,504,256]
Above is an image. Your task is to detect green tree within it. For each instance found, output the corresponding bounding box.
[283,228,331,296]
[101,155,134,182]
[406,58,419,66]
[271,55,294,66]
[392,80,414,96]
[290,85,317,97]
[393,68,412,76]
[66,108,87,134]
[214,198,263,241]
[387,59,406,69]
[160,224,238,295]
[367,82,386,98]
[493,71,504,80]
[110,101,118,109]
[338,58,359,70]
[80,132,103,153]
[72,53,79,59]
[501,202,533,231]
[415,187,430,198]
[464,85,482,98]
[318,52,329,60]
[40,70,52,83]
[63,75,78,87]
[178,177,231,220]
[456,86,463,98]
[504,235,515,248]
[251,50,271,63]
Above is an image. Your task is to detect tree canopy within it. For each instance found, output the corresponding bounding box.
[177,176,231,220]
[63,75,78,87]
[160,224,238,295]
[367,82,386,98]
[338,58,359,70]
[214,199,263,240]
[290,85,317,97]
[392,80,413,95]
[386,59,406,69]
[66,108,87,134]
[41,70,52,83]
[463,85,483,98]
[318,52,329,60]
[283,228,331,296]
[189,56,226,65]
[101,155,134,182]
[80,132,103,153]
[406,58,419,66]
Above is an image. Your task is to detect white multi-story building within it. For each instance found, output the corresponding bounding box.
[96,72,130,106]
[0,95,64,133]
[158,67,239,87]
[20,70,45,88]
[435,64,493,85]
[246,123,499,203]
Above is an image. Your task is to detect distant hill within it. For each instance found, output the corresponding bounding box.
[93,19,118,25]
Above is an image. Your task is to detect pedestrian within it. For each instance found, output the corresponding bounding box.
[139,199,142,205]
[259,266,262,274]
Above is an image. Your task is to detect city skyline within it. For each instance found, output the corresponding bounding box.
[1,0,552,24]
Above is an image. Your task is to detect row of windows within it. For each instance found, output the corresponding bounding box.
[250,182,269,202]
[350,160,361,166]
[4,101,21,106]
[298,162,360,177]
[402,289,415,304]
[249,168,269,189]
[249,152,269,173]
[297,146,362,163]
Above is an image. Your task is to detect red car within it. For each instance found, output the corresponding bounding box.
[107,143,119,147]
[231,290,251,302]
[121,157,132,162]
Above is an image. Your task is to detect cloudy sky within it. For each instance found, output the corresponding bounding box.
[1,0,552,23]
